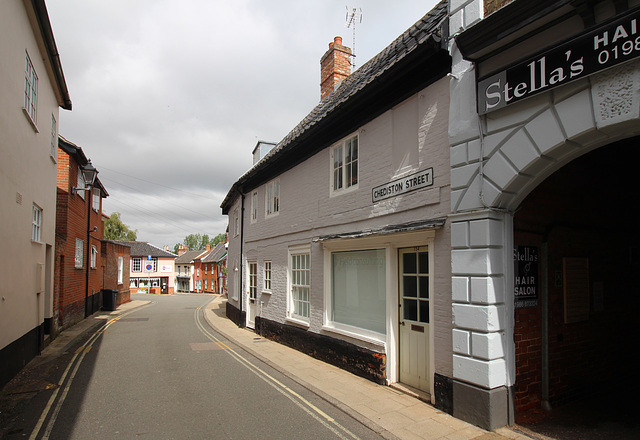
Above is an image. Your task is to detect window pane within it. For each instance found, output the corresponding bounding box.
[419,277,429,298]
[403,276,417,297]
[331,249,386,334]
[404,299,417,321]
[419,300,429,323]
[419,252,429,274]
[403,253,417,274]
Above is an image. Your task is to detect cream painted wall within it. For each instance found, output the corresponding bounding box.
[1,1,61,350]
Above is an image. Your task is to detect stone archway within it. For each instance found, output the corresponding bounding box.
[511,136,640,434]
[449,59,640,429]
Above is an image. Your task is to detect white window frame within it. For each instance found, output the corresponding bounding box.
[32,204,42,242]
[287,244,311,325]
[91,245,98,269]
[248,261,258,301]
[77,166,85,199]
[24,52,38,126]
[265,178,280,218]
[326,247,387,341]
[92,188,101,212]
[132,257,141,272]
[233,208,239,237]
[118,256,123,284]
[263,261,272,293]
[75,238,84,268]
[50,115,57,161]
[330,134,359,196]
[251,191,258,223]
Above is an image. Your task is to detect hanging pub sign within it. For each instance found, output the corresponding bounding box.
[478,7,640,114]
[514,246,538,309]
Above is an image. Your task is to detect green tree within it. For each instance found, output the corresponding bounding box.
[210,233,225,246]
[105,212,137,241]
[174,232,225,253]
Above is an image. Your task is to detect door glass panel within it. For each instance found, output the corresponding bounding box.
[403,276,417,297]
[404,299,417,321]
[419,252,429,274]
[403,253,417,274]
[419,300,429,323]
[419,277,429,298]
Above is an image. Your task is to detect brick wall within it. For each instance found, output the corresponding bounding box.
[320,36,352,100]
[54,149,114,333]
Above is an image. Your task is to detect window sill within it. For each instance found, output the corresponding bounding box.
[31,239,43,245]
[285,316,310,329]
[321,324,386,347]
[261,290,272,295]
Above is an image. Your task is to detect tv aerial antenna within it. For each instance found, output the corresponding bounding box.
[345,6,362,71]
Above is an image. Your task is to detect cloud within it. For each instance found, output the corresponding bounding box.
[48,0,439,247]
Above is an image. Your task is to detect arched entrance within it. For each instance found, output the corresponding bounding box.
[513,136,640,437]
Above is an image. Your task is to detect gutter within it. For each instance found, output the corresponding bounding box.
[31,0,72,110]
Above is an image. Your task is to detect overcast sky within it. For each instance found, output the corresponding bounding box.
[47,0,440,249]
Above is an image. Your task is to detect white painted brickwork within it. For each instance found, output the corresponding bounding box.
[227,77,455,377]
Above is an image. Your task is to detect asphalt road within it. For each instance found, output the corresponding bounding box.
[2,294,384,440]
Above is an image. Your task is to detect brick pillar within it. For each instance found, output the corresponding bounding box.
[320,36,352,100]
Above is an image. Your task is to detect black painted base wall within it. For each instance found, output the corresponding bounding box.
[225,301,246,328]
[0,324,43,389]
[434,372,454,415]
[255,316,386,384]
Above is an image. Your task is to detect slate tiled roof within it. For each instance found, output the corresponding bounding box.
[119,241,177,259]
[202,243,227,263]
[175,249,209,264]
[221,0,448,212]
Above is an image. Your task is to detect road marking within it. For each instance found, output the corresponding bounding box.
[29,304,151,440]
[194,304,361,440]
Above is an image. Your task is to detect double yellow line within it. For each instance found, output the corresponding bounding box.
[29,310,144,439]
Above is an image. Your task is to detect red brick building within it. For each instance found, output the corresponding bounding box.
[54,137,130,333]
[202,242,227,295]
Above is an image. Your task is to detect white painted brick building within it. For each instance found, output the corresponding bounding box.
[222,1,455,406]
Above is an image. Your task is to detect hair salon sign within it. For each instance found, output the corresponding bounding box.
[478,7,640,114]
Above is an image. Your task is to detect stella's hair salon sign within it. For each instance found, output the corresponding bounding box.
[478,7,640,114]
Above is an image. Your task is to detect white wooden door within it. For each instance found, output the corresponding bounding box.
[399,247,431,393]
[247,261,257,328]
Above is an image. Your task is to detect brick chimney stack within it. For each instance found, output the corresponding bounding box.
[320,36,352,100]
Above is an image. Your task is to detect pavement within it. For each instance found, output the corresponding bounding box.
[2,296,535,440]
[200,295,531,440]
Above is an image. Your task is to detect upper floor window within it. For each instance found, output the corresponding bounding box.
[50,115,57,161]
[132,257,142,272]
[77,166,85,199]
[24,52,38,125]
[32,204,42,242]
[92,188,101,212]
[265,179,280,217]
[251,191,258,223]
[331,135,358,194]
[233,208,239,236]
